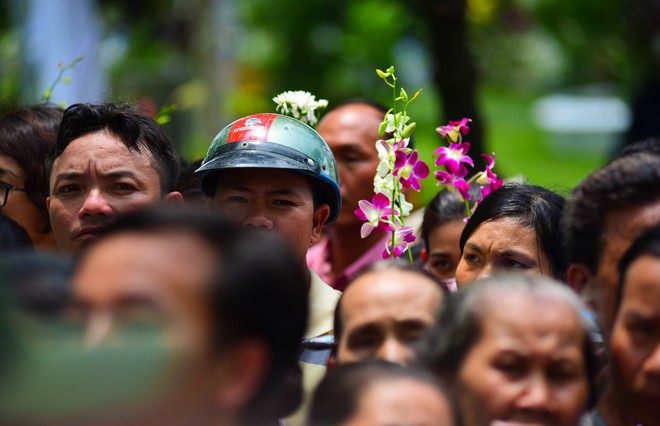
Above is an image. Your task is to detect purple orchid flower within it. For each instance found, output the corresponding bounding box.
[394,150,430,191]
[435,118,472,142]
[434,142,474,177]
[381,226,417,259]
[355,193,392,238]
[477,153,503,199]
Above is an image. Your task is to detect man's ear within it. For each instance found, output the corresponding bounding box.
[164,191,183,205]
[310,204,331,245]
[46,196,51,211]
[214,339,271,411]
[566,263,592,295]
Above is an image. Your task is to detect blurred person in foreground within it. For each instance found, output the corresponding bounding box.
[455,183,567,287]
[332,261,445,366]
[46,103,182,254]
[590,226,660,426]
[64,209,308,425]
[194,113,342,423]
[0,105,62,251]
[432,274,597,426]
[308,360,456,426]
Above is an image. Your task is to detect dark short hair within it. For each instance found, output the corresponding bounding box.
[48,103,180,194]
[0,105,63,216]
[616,226,660,313]
[421,184,481,251]
[460,183,567,280]
[78,208,308,409]
[308,360,453,426]
[431,274,598,410]
[333,260,447,351]
[561,152,660,273]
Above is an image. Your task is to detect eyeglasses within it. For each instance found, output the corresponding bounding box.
[0,182,27,207]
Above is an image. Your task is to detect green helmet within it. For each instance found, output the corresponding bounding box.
[195,113,341,223]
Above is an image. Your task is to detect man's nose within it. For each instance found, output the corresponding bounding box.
[376,338,411,366]
[242,205,274,229]
[78,189,113,218]
[84,311,114,349]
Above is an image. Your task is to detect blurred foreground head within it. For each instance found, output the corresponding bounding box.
[64,208,306,425]
[308,360,455,426]
[432,274,597,426]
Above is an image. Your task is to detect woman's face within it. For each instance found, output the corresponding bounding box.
[0,154,49,243]
[455,217,551,288]
[455,293,589,426]
[426,219,465,282]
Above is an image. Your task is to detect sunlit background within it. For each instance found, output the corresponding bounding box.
[1,0,654,203]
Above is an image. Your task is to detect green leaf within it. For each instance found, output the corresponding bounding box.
[59,101,66,109]
[63,77,71,84]
[386,65,395,74]
[376,69,389,79]
[42,88,52,101]
[399,87,408,102]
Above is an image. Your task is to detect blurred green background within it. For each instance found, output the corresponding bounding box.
[1,0,655,204]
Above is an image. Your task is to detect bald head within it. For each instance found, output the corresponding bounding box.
[335,264,444,365]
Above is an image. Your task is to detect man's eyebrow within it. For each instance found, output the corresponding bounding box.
[464,243,483,254]
[52,171,83,183]
[267,188,302,197]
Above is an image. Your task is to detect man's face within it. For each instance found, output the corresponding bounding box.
[610,255,660,425]
[71,231,218,423]
[584,202,660,336]
[336,269,443,365]
[211,168,329,263]
[47,131,165,254]
[317,104,382,228]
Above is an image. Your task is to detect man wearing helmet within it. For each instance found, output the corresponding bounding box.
[195,113,342,423]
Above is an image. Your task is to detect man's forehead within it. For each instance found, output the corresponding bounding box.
[602,201,660,245]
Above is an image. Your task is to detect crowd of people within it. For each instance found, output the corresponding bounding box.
[0,99,659,426]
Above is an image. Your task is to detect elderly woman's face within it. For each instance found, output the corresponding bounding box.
[455,217,551,288]
[0,154,48,243]
[455,293,589,426]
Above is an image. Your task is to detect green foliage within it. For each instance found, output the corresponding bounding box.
[41,56,83,105]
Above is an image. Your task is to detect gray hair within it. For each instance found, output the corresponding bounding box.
[431,273,598,408]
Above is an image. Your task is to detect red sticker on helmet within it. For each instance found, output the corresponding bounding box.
[227,113,278,143]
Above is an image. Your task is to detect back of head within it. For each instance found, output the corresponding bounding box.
[0,104,63,211]
[49,103,180,194]
[0,215,33,254]
[460,183,567,279]
[308,360,449,426]
[562,152,660,273]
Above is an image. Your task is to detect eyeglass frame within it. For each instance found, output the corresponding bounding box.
[0,182,27,207]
